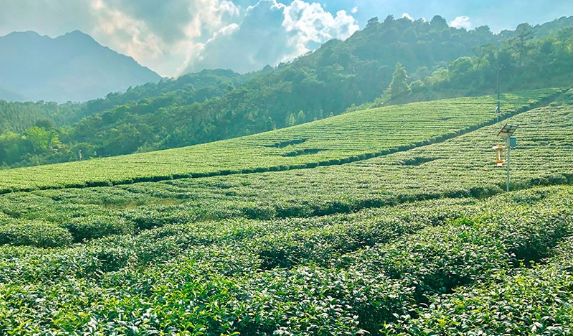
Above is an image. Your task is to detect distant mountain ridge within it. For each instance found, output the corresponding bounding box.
[0,30,161,102]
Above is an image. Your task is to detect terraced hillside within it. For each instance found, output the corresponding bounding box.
[0,88,561,193]
[2,89,569,224]
[0,89,571,335]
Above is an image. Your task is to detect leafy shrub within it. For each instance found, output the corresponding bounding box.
[383,240,573,335]
[0,212,12,222]
[347,224,509,299]
[122,207,194,230]
[0,186,571,335]
[63,216,134,242]
[84,246,133,273]
[0,222,73,247]
[241,205,276,219]
[230,266,413,335]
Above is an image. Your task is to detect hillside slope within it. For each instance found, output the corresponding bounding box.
[0,88,564,193]
[0,90,570,239]
[0,17,570,168]
[0,31,161,102]
[11,88,565,223]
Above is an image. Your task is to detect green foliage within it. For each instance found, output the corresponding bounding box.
[0,69,242,166]
[0,100,83,134]
[401,24,573,102]
[383,240,573,335]
[63,215,134,242]
[0,186,570,334]
[386,63,411,99]
[0,60,570,334]
[285,112,296,127]
[0,89,562,193]
[0,221,72,247]
[24,127,53,153]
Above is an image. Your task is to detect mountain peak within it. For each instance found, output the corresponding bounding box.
[2,31,44,40]
[62,30,92,38]
[0,30,161,102]
[56,30,99,45]
[69,29,88,35]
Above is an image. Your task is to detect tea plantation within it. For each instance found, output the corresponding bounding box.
[0,88,561,193]
[0,89,571,335]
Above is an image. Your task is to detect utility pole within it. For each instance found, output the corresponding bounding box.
[505,135,510,192]
[496,66,501,122]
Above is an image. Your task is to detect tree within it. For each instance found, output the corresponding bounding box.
[286,113,296,127]
[367,17,379,28]
[0,131,29,165]
[513,23,533,65]
[448,57,474,84]
[386,63,411,99]
[383,15,394,25]
[24,127,51,153]
[430,15,448,30]
[296,110,306,124]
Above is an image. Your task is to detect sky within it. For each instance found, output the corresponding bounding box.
[0,0,571,77]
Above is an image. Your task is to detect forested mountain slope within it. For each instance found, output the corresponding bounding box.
[0,16,571,168]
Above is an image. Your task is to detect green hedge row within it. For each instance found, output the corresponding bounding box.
[0,222,72,247]
[383,239,573,335]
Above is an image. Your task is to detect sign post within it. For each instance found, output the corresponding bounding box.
[496,124,519,192]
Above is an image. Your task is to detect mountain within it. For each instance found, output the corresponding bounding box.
[0,16,571,168]
[0,30,161,102]
[65,16,569,153]
[63,16,502,153]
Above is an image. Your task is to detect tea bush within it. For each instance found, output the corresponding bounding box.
[383,240,573,335]
[0,221,73,247]
[63,215,134,241]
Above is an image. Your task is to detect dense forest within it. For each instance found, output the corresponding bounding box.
[0,16,572,168]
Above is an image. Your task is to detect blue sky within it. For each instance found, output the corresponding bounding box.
[322,0,572,32]
[0,0,571,76]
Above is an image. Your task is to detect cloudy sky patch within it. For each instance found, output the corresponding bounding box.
[185,0,357,73]
[0,0,570,77]
[401,13,413,21]
[449,16,472,29]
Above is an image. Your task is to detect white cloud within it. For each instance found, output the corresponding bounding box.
[92,0,358,76]
[186,0,358,74]
[90,0,164,67]
[88,0,241,77]
[185,0,287,73]
[401,12,413,21]
[351,6,358,14]
[282,0,358,57]
[0,0,359,77]
[450,16,472,29]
